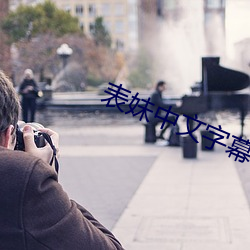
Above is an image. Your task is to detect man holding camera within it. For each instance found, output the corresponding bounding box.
[0,71,124,249]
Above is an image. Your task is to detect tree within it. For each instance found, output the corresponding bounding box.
[13,33,122,90]
[1,0,80,43]
[128,49,153,88]
[0,0,12,75]
[91,17,111,47]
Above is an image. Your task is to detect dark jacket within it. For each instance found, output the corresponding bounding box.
[149,89,169,122]
[0,147,124,250]
[19,79,38,99]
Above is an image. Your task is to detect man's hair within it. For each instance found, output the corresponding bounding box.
[156,80,166,90]
[0,71,20,143]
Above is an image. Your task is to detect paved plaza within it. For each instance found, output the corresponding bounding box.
[37,110,250,250]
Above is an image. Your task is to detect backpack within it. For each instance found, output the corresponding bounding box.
[168,124,181,146]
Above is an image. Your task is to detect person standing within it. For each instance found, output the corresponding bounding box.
[19,69,39,122]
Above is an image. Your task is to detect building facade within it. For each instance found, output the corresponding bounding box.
[138,0,226,55]
[51,0,138,51]
[10,0,138,51]
[137,0,157,42]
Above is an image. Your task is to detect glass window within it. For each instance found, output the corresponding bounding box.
[75,5,84,16]
[128,21,136,32]
[89,4,96,17]
[115,3,125,16]
[64,5,71,13]
[80,22,84,32]
[128,3,137,16]
[205,0,224,9]
[103,20,112,31]
[164,0,177,10]
[102,3,111,16]
[89,22,95,33]
[116,39,124,50]
[115,20,124,33]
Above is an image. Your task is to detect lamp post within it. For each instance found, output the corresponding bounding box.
[56,43,73,68]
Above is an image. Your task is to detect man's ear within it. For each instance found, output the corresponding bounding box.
[2,125,15,149]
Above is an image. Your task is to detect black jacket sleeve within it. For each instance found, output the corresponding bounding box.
[22,159,124,250]
[151,91,169,109]
[18,80,26,94]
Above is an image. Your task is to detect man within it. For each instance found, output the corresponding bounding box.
[0,71,124,249]
[149,80,176,140]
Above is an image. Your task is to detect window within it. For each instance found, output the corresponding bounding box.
[80,22,84,32]
[116,39,124,50]
[89,4,96,17]
[103,21,111,31]
[115,20,124,33]
[75,5,84,16]
[102,3,111,16]
[115,3,124,16]
[128,21,137,32]
[89,22,95,33]
[128,3,137,17]
[164,0,177,10]
[205,0,225,9]
[64,5,71,13]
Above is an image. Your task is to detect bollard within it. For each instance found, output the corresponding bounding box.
[200,130,214,151]
[181,135,197,159]
[144,123,156,143]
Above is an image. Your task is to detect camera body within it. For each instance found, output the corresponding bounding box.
[14,122,46,151]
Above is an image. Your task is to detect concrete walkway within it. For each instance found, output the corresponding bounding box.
[112,145,250,250]
[48,119,250,250]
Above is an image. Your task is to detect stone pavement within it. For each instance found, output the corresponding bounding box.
[52,124,159,229]
[48,121,250,250]
[111,139,250,249]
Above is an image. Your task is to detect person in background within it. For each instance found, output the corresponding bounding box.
[149,80,176,140]
[19,69,39,123]
[0,70,124,249]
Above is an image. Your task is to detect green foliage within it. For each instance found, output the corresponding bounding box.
[128,50,153,88]
[1,0,80,42]
[92,17,111,47]
[86,73,103,87]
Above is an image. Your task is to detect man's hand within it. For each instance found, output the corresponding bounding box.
[23,125,59,165]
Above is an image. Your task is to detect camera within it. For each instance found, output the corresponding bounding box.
[14,122,46,151]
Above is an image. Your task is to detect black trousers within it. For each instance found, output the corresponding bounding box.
[22,98,37,123]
